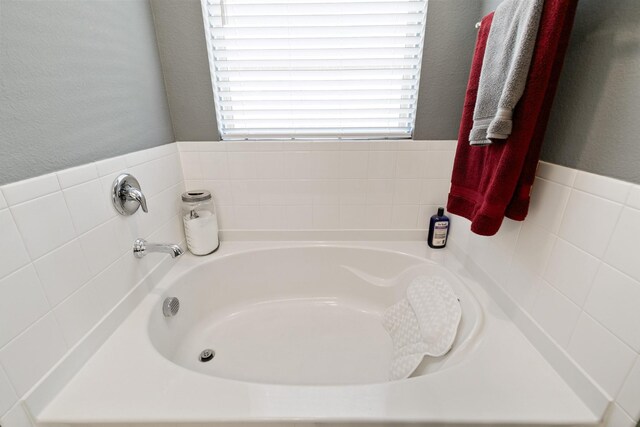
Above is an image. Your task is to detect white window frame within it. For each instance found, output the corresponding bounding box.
[201,0,429,141]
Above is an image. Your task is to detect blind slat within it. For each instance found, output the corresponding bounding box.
[209,15,424,28]
[202,0,427,140]
[211,48,422,62]
[212,36,423,49]
[208,25,423,38]
[217,100,416,110]
[217,84,417,92]
[221,109,414,119]
[214,70,420,81]
[208,3,424,16]
[215,59,420,70]
[216,91,417,101]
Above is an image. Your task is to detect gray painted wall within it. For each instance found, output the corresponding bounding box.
[481,0,640,184]
[150,0,219,141]
[0,0,175,185]
[481,0,503,16]
[149,0,481,142]
[541,0,640,184]
[414,0,481,139]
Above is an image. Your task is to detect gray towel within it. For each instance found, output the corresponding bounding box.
[469,0,544,146]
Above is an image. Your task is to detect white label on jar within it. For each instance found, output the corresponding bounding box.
[432,221,448,246]
[183,210,219,255]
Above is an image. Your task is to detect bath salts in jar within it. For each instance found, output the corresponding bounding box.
[181,190,219,255]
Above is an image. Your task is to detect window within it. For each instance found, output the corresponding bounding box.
[201,0,428,140]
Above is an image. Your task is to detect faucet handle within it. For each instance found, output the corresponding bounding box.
[112,174,148,216]
[126,186,148,213]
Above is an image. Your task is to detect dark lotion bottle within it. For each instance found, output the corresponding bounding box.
[428,207,450,249]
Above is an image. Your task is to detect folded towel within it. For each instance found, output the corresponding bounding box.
[469,0,544,146]
[382,276,461,381]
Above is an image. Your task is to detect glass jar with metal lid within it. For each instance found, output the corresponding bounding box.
[181,190,219,255]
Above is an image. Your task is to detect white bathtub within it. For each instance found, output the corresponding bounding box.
[149,245,481,386]
[36,241,597,426]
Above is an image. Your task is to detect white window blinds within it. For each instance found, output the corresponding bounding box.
[201,0,428,140]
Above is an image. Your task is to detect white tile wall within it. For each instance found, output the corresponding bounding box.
[0,210,30,279]
[179,140,456,231]
[56,163,98,189]
[0,314,68,396]
[11,192,77,260]
[544,238,600,306]
[1,140,639,427]
[0,366,18,416]
[33,240,92,306]
[513,221,556,275]
[0,143,185,423]
[626,186,640,210]
[0,190,7,210]
[449,161,640,426]
[618,357,640,421]
[531,281,581,347]
[53,277,105,347]
[558,190,623,258]
[606,404,637,427]
[62,178,113,234]
[573,171,632,204]
[0,403,33,427]
[567,313,636,397]
[585,265,640,352]
[0,267,50,348]
[604,207,640,283]
[526,177,571,233]
[1,174,60,206]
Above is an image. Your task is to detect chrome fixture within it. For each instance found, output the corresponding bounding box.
[199,349,215,362]
[112,173,148,216]
[162,297,180,317]
[133,238,184,259]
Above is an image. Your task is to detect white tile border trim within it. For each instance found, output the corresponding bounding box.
[447,240,610,418]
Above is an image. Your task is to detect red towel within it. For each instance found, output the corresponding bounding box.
[447,0,579,236]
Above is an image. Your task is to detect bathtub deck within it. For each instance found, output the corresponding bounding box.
[32,241,601,426]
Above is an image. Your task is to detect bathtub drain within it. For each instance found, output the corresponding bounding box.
[199,349,215,362]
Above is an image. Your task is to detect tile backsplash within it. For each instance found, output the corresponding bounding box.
[449,162,640,426]
[178,140,456,231]
[1,139,639,427]
[0,143,185,424]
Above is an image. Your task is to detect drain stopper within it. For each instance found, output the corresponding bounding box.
[199,349,215,362]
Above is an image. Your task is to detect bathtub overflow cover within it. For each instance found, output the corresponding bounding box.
[199,349,215,362]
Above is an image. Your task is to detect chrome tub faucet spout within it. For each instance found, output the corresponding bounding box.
[133,238,184,259]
